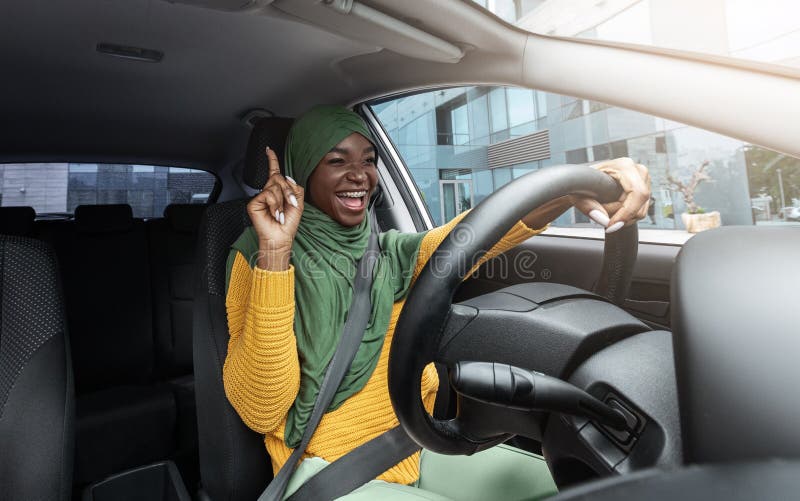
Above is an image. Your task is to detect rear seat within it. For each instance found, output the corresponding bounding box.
[0,206,36,236]
[5,201,206,489]
[39,204,176,487]
[147,203,206,488]
[148,204,206,378]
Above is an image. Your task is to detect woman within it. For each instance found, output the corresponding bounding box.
[223,105,650,499]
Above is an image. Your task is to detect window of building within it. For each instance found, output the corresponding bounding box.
[507,88,536,128]
[655,135,667,153]
[489,88,508,133]
[451,104,470,146]
[492,167,513,189]
[590,101,612,114]
[535,91,548,119]
[0,163,217,218]
[368,86,800,239]
[610,140,629,158]
[592,144,612,162]
[565,148,589,164]
[468,94,491,145]
[563,100,584,120]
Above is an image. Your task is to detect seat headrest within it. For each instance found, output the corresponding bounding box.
[0,206,36,236]
[74,204,134,233]
[164,204,206,233]
[243,117,294,190]
[672,226,800,463]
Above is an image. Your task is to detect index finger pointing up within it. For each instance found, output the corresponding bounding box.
[266,147,281,176]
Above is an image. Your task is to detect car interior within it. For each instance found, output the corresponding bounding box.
[1,0,799,500]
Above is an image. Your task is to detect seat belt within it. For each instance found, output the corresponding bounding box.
[258,224,382,501]
[286,426,420,501]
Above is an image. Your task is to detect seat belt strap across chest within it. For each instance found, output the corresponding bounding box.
[258,225,382,501]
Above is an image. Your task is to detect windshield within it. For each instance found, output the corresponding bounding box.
[472,0,800,70]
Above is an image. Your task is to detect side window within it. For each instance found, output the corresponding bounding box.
[368,86,800,238]
[0,163,217,218]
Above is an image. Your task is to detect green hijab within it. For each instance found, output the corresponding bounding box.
[226,105,426,448]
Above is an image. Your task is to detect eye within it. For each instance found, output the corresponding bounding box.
[327,157,345,165]
[364,157,376,166]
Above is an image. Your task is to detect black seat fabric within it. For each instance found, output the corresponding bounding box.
[74,386,175,481]
[0,235,74,501]
[147,203,207,490]
[194,117,293,500]
[149,204,207,377]
[194,200,271,501]
[42,204,176,485]
[64,204,155,392]
[0,206,36,236]
[243,117,293,189]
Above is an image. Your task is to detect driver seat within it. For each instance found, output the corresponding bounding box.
[193,117,293,500]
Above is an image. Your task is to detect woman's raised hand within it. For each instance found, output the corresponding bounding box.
[247,147,304,270]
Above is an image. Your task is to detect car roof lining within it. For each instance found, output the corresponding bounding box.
[1,0,798,172]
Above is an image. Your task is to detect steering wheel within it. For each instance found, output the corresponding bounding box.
[389,164,638,455]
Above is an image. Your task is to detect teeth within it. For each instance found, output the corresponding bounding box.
[338,191,366,198]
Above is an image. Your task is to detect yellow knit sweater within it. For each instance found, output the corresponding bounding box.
[223,212,544,484]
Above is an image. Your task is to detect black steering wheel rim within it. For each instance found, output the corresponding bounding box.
[389,164,638,455]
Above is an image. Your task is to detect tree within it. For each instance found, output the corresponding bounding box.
[664,161,713,214]
[744,146,800,211]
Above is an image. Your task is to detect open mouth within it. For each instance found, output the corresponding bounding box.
[335,190,368,212]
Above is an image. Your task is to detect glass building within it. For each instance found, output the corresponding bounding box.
[0,163,216,218]
[372,0,800,229]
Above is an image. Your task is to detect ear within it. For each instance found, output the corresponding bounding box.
[369,184,384,209]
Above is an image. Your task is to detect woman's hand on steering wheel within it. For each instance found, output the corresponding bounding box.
[246,147,305,270]
[573,157,651,233]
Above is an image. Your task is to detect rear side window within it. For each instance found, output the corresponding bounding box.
[0,163,217,218]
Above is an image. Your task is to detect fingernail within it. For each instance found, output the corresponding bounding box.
[279,212,285,225]
[589,209,610,227]
[286,176,297,185]
[288,194,298,208]
[265,146,270,152]
[275,209,280,221]
[606,222,624,234]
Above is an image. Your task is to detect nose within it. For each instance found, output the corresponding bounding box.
[345,164,368,183]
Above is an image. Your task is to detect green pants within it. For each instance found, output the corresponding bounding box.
[284,444,558,501]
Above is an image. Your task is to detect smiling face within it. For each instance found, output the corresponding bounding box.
[307,132,378,227]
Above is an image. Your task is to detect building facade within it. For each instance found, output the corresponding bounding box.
[0,163,216,218]
[373,0,800,228]
[375,86,758,229]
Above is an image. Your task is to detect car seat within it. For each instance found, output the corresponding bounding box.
[0,235,74,500]
[193,117,293,500]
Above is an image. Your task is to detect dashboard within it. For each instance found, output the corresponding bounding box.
[439,283,681,488]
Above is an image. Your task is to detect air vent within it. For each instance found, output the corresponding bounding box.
[487,130,551,169]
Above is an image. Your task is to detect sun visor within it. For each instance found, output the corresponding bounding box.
[271,0,464,64]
